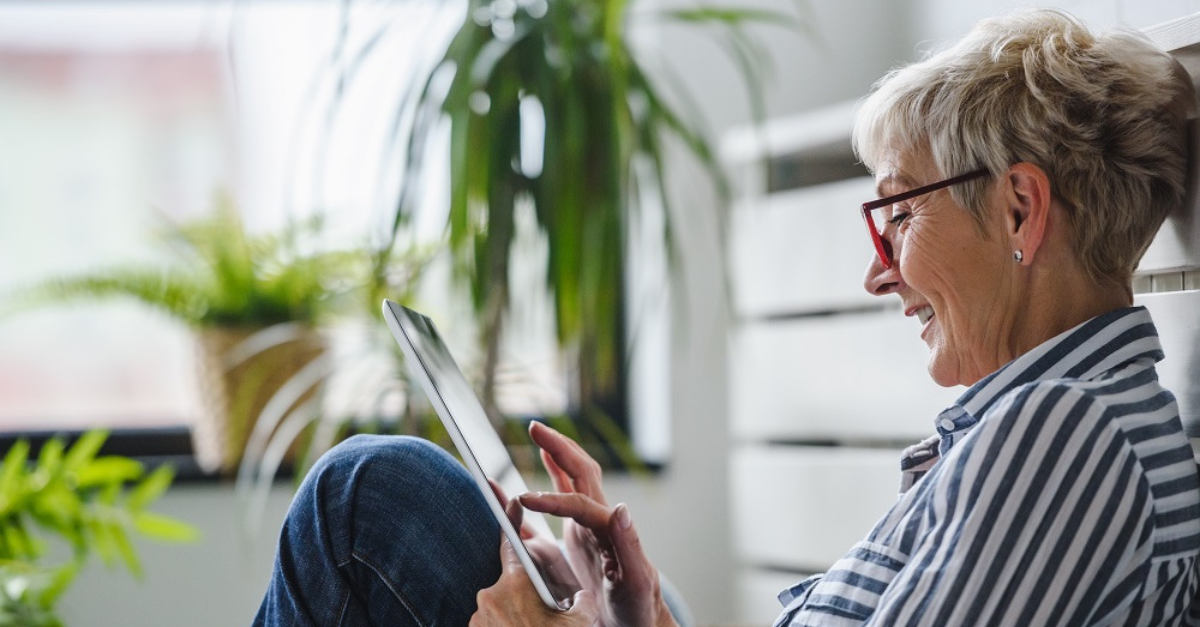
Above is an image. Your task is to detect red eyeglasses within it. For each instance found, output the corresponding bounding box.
[861,168,990,269]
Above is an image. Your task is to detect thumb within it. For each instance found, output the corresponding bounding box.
[498,537,525,574]
[566,589,599,623]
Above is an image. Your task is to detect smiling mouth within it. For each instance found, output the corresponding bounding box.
[916,306,934,325]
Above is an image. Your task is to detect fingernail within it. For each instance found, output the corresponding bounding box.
[616,503,631,529]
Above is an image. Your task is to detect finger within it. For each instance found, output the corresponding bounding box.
[488,478,523,533]
[505,497,537,540]
[489,478,540,540]
[529,422,606,502]
[606,503,655,587]
[540,447,574,495]
[530,423,575,494]
[487,477,509,504]
[499,537,525,574]
[520,491,612,530]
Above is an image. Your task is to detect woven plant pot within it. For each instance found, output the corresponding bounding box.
[192,325,325,476]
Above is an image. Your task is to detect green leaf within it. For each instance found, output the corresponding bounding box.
[30,486,82,536]
[127,466,175,511]
[657,6,801,28]
[76,458,144,489]
[98,482,121,508]
[62,431,107,474]
[87,519,117,568]
[36,562,80,609]
[35,441,64,478]
[1,270,206,325]
[2,522,36,561]
[108,523,142,579]
[132,512,200,544]
[2,187,370,329]
[0,441,31,510]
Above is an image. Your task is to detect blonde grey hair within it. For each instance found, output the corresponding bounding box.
[853,9,1195,284]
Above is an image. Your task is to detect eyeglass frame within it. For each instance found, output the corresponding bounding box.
[861,167,991,269]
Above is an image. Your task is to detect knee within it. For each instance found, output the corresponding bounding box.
[288,434,489,557]
[284,435,481,555]
[316,434,450,471]
[300,435,485,520]
[304,434,462,497]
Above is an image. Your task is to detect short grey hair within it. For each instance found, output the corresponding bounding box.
[853,9,1195,284]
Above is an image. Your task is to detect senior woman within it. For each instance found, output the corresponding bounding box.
[252,9,1200,627]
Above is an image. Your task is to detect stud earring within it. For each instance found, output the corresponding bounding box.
[1013,250,1024,263]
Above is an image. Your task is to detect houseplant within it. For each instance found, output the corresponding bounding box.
[372,0,807,455]
[2,195,369,475]
[0,430,197,626]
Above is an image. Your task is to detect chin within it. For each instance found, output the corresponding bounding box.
[926,354,963,388]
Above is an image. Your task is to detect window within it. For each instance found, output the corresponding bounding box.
[0,1,670,469]
[0,3,230,433]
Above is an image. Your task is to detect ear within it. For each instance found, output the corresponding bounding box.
[1004,162,1052,265]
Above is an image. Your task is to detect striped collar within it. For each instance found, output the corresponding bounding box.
[933,306,1164,456]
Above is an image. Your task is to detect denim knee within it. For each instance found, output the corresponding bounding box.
[309,434,457,484]
[292,435,478,557]
[265,435,502,627]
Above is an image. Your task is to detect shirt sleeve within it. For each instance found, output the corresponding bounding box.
[864,381,1156,626]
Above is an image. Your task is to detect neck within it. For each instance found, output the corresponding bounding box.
[1009,258,1130,360]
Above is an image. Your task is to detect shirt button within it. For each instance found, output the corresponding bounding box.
[939,418,956,431]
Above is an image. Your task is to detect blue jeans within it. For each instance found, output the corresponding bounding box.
[252,435,693,627]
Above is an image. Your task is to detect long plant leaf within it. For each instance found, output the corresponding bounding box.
[369,0,809,451]
[132,511,200,543]
[1,271,206,324]
[127,466,175,512]
[62,431,107,475]
[656,7,802,27]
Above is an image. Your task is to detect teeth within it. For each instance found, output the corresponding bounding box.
[916,306,934,325]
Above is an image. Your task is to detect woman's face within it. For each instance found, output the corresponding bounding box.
[863,148,1018,387]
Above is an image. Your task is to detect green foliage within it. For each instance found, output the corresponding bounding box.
[0,431,198,624]
[386,0,808,424]
[2,195,368,329]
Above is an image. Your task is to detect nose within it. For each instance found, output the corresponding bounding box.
[863,243,902,296]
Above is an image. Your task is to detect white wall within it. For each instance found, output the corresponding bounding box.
[909,0,1200,44]
[640,0,916,131]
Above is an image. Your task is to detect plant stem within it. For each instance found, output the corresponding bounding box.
[480,281,507,431]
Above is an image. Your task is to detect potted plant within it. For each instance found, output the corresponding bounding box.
[2,195,369,475]
[368,0,807,456]
[0,430,197,626]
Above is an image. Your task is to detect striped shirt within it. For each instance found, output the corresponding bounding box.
[774,307,1200,626]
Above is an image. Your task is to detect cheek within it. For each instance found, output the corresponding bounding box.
[897,225,955,289]
[901,229,985,343]
[900,215,991,295]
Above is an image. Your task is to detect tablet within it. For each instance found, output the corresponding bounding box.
[382,299,572,611]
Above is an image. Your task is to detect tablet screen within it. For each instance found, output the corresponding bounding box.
[383,300,567,607]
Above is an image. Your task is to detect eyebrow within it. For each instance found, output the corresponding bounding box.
[874,172,920,198]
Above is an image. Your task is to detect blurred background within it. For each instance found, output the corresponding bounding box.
[0,1,1198,626]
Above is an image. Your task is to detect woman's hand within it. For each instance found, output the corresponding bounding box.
[470,539,599,627]
[518,422,678,627]
[488,478,582,599]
